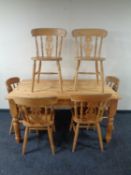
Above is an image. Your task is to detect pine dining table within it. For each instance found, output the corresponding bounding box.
[7,79,120,144]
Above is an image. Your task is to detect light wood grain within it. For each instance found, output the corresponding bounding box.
[31,28,67,92]
[6,77,20,135]
[72,28,107,92]
[13,96,57,155]
[7,79,120,144]
[105,75,120,92]
[71,94,111,152]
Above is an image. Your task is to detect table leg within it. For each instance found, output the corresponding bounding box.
[9,100,22,143]
[12,117,22,143]
[105,99,118,143]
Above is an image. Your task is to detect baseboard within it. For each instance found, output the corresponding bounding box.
[0,109,9,112]
[117,110,131,113]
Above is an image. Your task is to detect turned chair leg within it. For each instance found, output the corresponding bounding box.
[100,61,104,93]
[56,61,63,92]
[72,123,80,152]
[32,60,36,92]
[96,123,104,152]
[37,60,42,83]
[95,60,99,84]
[22,127,29,155]
[9,120,14,134]
[47,126,55,155]
[74,60,81,91]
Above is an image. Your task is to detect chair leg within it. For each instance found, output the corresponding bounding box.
[56,61,63,92]
[22,127,29,155]
[74,60,81,90]
[37,60,42,83]
[100,60,104,93]
[9,120,14,134]
[32,60,36,92]
[69,119,73,131]
[47,126,55,155]
[72,123,80,152]
[69,109,74,131]
[95,60,99,84]
[96,123,104,152]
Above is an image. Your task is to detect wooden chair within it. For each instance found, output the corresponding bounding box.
[71,93,111,152]
[72,28,108,92]
[31,28,67,92]
[6,77,20,134]
[13,96,58,155]
[105,75,120,92]
[103,75,120,122]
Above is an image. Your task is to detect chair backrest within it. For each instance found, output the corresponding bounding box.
[13,97,58,124]
[72,28,107,59]
[71,94,111,121]
[6,77,20,93]
[31,28,67,58]
[105,76,119,92]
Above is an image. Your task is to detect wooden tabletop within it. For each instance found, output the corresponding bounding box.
[7,79,120,144]
[7,79,120,101]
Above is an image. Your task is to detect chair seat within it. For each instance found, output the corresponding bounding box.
[22,120,53,128]
[72,115,100,124]
[22,113,54,128]
[32,56,62,61]
[76,57,105,61]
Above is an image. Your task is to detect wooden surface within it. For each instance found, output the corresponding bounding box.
[7,79,119,100]
[72,28,108,92]
[71,94,111,152]
[105,75,120,92]
[31,28,67,92]
[13,96,58,155]
[7,79,120,144]
[6,77,20,134]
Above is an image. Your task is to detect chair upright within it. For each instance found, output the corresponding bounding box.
[72,28,108,92]
[105,75,119,92]
[6,77,20,134]
[31,28,67,92]
[13,96,58,155]
[71,93,111,152]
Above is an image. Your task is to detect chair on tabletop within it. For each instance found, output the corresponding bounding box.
[31,28,67,92]
[6,77,20,134]
[70,93,111,152]
[72,28,108,92]
[13,96,58,155]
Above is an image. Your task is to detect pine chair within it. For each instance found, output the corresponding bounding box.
[71,93,111,152]
[72,28,108,92]
[6,77,20,134]
[105,75,119,92]
[103,76,120,122]
[13,96,58,155]
[31,28,67,92]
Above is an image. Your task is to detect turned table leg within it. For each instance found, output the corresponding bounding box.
[105,99,118,143]
[9,100,22,143]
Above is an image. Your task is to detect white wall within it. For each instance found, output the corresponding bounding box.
[0,0,131,109]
